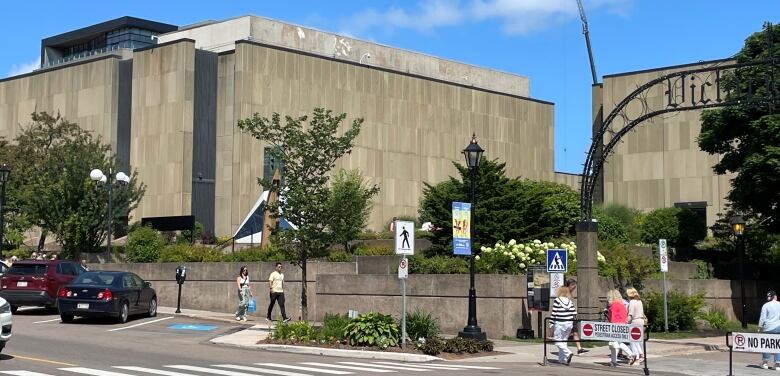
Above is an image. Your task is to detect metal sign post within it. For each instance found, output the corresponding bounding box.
[394,220,413,348]
[398,256,408,348]
[659,239,669,332]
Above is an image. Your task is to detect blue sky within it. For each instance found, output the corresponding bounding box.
[1,1,776,173]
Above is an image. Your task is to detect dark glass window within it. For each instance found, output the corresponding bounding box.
[263,146,285,188]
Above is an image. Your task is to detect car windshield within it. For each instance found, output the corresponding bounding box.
[7,264,48,276]
[73,272,117,286]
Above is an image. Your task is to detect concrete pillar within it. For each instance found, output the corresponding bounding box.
[576,221,600,320]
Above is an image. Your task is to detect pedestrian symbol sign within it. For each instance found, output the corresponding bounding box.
[394,220,415,255]
[547,249,567,272]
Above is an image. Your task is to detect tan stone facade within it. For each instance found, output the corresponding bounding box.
[599,61,735,226]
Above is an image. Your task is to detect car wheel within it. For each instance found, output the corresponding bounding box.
[118,301,129,323]
[148,297,157,317]
[10,305,18,314]
[60,313,74,323]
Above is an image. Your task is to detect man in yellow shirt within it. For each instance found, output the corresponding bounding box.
[267,263,290,322]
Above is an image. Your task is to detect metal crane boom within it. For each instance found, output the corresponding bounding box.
[577,0,599,84]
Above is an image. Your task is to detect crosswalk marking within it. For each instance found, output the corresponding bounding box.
[338,362,431,372]
[166,365,265,376]
[371,362,464,371]
[416,364,500,370]
[1,372,57,376]
[113,366,200,376]
[214,364,313,376]
[61,368,137,376]
[300,362,395,373]
[254,364,352,375]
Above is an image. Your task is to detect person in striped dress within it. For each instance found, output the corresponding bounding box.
[551,286,576,365]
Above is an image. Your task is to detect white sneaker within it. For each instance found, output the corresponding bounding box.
[761,363,769,370]
[235,316,241,321]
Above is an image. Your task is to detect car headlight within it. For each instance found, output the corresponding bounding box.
[0,302,9,314]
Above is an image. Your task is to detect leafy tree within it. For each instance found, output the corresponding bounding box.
[698,23,780,234]
[639,207,680,245]
[2,112,144,258]
[237,108,363,320]
[418,159,579,256]
[327,169,379,252]
[598,242,658,292]
[126,225,165,262]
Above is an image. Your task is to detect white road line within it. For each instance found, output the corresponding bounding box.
[166,365,259,376]
[417,364,500,370]
[215,364,313,376]
[1,372,57,376]
[255,363,352,375]
[32,318,62,324]
[338,362,430,372]
[371,362,464,370]
[113,366,200,376]
[107,316,172,332]
[60,367,137,376]
[300,363,394,373]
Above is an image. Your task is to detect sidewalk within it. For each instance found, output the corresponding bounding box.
[159,306,725,364]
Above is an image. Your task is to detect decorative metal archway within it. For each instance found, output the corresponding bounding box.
[579,27,779,221]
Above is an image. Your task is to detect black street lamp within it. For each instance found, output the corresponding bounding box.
[458,134,486,340]
[0,164,10,253]
[90,168,130,262]
[730,214,747,329]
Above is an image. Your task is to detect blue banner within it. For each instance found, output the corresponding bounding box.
[452,202,472,255]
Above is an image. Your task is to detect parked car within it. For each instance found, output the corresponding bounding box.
[0,261,8,278]
[0,296,12,353]
[57,271,157,323]
[0,260,86,312]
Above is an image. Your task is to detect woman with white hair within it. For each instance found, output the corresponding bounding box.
[551,286,576,365]
[626,287,646,363]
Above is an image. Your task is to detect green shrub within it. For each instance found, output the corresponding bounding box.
[343,312,399,348]
[417,337,444,355]
[640,207,680,245]
[3,248,31,259]
[320,313,351,342]
[598,243,657,290]
[222,245,288,262]
[416,336,492,355]
[158,245,223,262]
[595,214,630,244]
[405,309,440,341]
[126,226,165,263]
[353,245,394,256]
[645,291,705,332]
[700,308,730,331]
[327,251,353,262]
[273,320,317,342]
[409,255,469,274]
[690,259,711,279]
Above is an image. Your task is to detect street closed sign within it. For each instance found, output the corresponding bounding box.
[731,332,780,353]
[578,321,644,342]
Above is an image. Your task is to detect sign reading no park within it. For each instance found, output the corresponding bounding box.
[732,332,780,353]
[579,321,644,343]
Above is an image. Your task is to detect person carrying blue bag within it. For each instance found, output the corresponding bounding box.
[235,266,253,322]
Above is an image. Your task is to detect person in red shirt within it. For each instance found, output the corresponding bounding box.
[607,289,635,367]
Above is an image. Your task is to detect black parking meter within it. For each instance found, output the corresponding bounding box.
[175,265,186,313]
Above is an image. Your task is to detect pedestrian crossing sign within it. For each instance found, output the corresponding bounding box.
[546,249,567,272]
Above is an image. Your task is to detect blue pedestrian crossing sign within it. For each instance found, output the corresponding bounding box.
[547,249,567,272]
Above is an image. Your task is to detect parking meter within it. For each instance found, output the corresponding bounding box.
[175,265,186,313]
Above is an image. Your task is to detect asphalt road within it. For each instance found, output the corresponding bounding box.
[2,307,693,376]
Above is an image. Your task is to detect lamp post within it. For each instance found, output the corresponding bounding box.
[0,164,10,253]
[730,214,747,329]
[90,168,130,261]
[458,134,486,340]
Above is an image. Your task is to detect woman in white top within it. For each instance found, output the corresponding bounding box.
[626,287,646,362]
[235,266,252,322]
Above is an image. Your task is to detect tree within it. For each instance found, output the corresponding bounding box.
[4,112,145,258]
[237,108,363,320]
[327,169,379,252]
[418,159,579,256]
[698,23,780,233]
[639,207,680,245]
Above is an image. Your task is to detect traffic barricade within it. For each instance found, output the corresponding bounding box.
[543,317,650,375]
[726,331,780,376]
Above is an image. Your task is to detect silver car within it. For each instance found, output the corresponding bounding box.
[0,296,11,353]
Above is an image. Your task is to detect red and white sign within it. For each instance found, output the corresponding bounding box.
[398,258,408,279]
[578,321,644,342]
[731,332,780,354]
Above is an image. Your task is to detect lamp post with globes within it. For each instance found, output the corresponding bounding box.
[458,134,486,340]
[730,214,747,329]
[90,168,130,261]
[0,164,10,253]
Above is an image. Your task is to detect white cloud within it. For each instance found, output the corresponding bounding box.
[7,58,39,77]
[340,0,632,36]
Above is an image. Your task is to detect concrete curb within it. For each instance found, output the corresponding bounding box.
[208,339,443,362]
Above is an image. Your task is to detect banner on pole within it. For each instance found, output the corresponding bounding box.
[452,202,471,255]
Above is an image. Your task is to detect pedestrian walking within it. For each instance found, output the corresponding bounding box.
[235,266,252,322]
[551,286,576,365]
[759,290,780,370]
[606,289,635,367]
[267,262,290,323]
[80,259,89,271]
[626,287,646,363]
[564,278,589,355]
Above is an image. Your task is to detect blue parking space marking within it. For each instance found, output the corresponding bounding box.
[168,324,218,331]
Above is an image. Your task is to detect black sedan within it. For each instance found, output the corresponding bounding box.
[57,271,157,323]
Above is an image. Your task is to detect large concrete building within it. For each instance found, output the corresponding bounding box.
[0,16,560,237]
